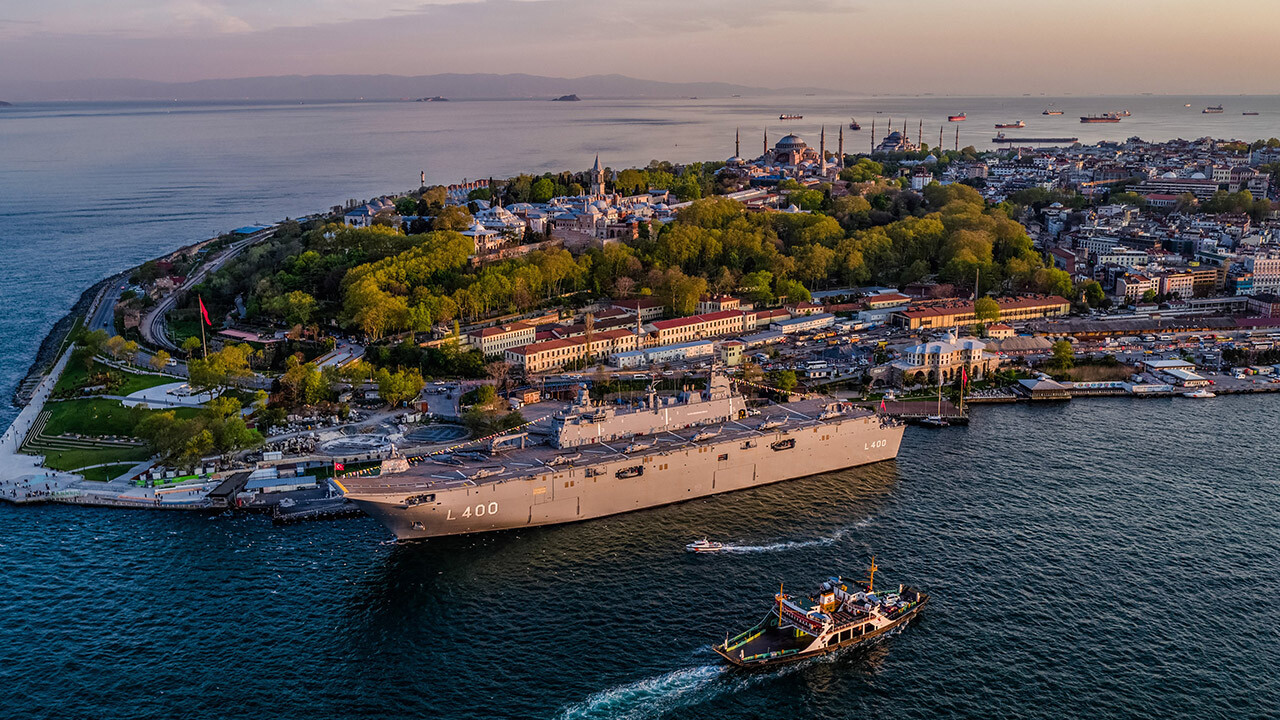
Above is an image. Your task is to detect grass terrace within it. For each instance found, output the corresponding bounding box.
[78,463,142,482]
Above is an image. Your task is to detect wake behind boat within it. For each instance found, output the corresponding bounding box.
[713,558,927,668]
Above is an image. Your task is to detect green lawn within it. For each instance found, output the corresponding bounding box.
[54,359,175,397]
[78,463,143,482]
[41,446,152,472]
[43,398,200,437]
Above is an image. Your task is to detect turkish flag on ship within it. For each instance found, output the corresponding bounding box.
[334,462,345,472]
[198,296,212,326]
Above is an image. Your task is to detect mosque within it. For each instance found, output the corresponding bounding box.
[725,126,845,178]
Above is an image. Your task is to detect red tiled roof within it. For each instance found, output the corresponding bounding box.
[650,310,742,331]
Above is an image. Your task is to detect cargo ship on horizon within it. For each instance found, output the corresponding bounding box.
[1081,114,1121,123]
[337,375,905,540]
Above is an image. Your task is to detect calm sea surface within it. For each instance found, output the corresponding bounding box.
[1,95,1278,719]
[2,398,1277,719]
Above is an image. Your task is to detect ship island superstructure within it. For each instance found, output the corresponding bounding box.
[337,374,904,539]
[714,559,928,667]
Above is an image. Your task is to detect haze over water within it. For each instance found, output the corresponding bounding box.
[1,95,1279,719]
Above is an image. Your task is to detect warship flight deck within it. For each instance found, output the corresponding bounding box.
[343,395,872,495]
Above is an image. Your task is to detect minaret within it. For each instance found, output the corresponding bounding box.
[735,127,740,159]
[590,154,604,197]
[838,126,845,171]
[763,128,768,160]
[820,125,827,176]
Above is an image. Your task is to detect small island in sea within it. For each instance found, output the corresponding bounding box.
[0,101,12,107]
[551,94,580,102]
[415,96,448,102]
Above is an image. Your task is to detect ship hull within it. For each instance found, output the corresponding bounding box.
[714,597,926,668]
[346,415,904,540]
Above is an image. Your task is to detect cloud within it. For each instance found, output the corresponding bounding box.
[168,0,252,33]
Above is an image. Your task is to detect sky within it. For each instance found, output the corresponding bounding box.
[2,0,1279,94]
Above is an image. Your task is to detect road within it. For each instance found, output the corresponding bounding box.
[140,226,277,352]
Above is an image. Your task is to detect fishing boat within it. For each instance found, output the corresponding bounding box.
[994,120,1025,129]
[848,117,861,130]
[779,113,803,120]
[1184,103,1192,107]
[713,558,928,668]
[686,538,726,553]
[1203,105,1224,114]
[1042,109,1064,115]
[948,113,966,122]
[1183,389,1216,398]
[1243,112,1260,116]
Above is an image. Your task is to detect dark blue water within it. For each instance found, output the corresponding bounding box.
[3,397,1276,719]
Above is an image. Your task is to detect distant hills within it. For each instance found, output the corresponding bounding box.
[0,73,836,102]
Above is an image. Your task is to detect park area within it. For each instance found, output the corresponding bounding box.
[53,359,176,398]
[20,398,201,472]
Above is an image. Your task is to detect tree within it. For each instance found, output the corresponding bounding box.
[149,350,171,371]
[81,329,109,356]
[375,367,425,407]
[266,290,318,326]
[475,383,498,408]
[774,278,811,303]
[530,177,557,203]
[394,196,417,216]
[974,296,1001,324]
[774,370,798,394]
[104,335,127,359]
[431,204,473,231]
[1141,289,1158,303]
[1049,340,1075,371]
[187,344,253,392]
[182,336,204,358]
[1078,280,1105,308]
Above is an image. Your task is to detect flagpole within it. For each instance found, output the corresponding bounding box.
[200,314,207,359]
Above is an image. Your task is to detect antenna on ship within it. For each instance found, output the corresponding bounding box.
[867,556,878,594]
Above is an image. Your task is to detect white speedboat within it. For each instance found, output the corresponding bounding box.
[1183,389,1216,398]
[686,538,726,553]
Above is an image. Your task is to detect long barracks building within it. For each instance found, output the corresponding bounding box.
[892,295,1071,330]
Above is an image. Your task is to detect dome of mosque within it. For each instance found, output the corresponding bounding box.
[775,134,807,150]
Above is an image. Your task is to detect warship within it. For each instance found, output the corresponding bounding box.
[336,374,905,540]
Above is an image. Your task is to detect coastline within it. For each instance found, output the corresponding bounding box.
[11,274,115,407]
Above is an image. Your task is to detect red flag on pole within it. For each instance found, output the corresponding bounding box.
[334,462,344,472]
[198,296,212,327]
[962,368,969,386]
[879,399,887,412]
